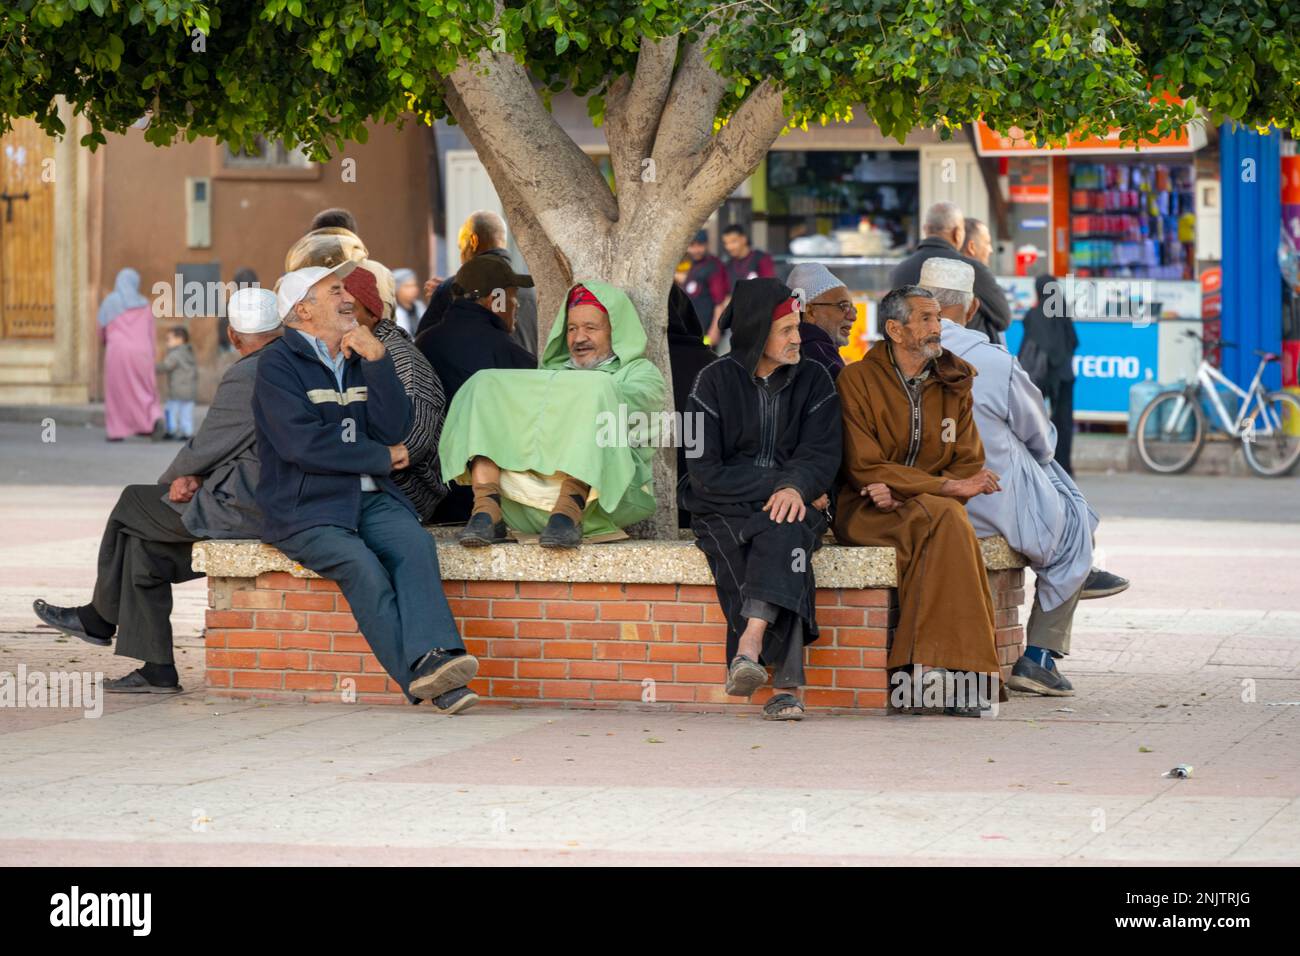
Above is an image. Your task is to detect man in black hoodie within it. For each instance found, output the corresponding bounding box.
[681,278,842,720]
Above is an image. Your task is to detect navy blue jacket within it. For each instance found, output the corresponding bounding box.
[252,330,414,542]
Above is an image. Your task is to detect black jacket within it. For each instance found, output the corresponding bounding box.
[668,285,718,527]
[798,321,845,380]
[681,278,842,519]
[252,331,413,543]
[413,297,536,402]
[1022,303,1079,384]
[890,236,1011,343]
[416,248,539,356]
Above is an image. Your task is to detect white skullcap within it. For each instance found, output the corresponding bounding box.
[786,262,846,306]
[919,257,975,294]
[227,287,281,334]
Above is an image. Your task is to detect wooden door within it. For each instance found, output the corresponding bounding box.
[0,119,56,338]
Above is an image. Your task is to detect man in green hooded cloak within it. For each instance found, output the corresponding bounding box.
[438,282,667,548]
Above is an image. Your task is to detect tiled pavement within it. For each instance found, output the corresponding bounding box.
[1,468,1297,865]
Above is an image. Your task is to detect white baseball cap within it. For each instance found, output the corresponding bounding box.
[275,260,357,321]
[227,287,281,334]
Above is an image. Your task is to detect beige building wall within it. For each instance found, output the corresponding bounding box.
[85,120,433,402]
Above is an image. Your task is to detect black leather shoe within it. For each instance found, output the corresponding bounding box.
[1080,568,1130,600]
[456,511,507,547]
[430,685,479,715]
[408,650,479,701]
[539,513,582,550]
[33,599,111,647]
[105,669,182,694]
[1006,655,1075,696]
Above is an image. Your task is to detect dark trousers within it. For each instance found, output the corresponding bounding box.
[1044,378,1076,476]
[91,484,201,665]
[274,491,464,695]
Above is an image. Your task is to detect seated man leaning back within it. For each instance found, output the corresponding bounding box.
[439,282,666,550]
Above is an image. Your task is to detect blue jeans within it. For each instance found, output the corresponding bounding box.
[274,491,464,695]
[164,400,194,437]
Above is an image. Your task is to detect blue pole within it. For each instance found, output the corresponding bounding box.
[1219,124,1283,391]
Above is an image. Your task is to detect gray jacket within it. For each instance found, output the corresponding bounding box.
[158,346,267,539]
[940,319,1097,611]
[157,343,198,401]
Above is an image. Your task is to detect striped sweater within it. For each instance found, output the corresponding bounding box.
[374,320,448,521]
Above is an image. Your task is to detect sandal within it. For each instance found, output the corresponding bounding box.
[763,693,805,721]
[724,654,768,697]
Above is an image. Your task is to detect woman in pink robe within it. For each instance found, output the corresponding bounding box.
[99,268,162,441]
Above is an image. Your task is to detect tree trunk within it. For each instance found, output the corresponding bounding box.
[441,32,787,538]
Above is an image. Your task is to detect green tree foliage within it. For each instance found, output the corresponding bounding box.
[4,1,1299,156]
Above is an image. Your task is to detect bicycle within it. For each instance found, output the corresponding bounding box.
[1135,330,1300,477]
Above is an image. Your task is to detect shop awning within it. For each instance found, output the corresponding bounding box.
[973,119,1207,157]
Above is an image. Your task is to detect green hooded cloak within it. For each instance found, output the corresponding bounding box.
[438,281,667,537]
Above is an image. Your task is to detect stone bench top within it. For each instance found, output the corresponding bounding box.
[193,530,1025,590]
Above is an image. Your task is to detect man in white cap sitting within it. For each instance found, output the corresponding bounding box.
[32,287,284,694]
[785,262,856,380]
[920,257,1127,697]
[252,261,479,713]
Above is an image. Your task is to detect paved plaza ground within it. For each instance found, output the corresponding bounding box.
[1,419,1297,865]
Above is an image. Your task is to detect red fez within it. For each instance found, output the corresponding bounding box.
[567,284,608,314]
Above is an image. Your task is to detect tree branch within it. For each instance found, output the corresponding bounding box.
[652,23,731,174]
[683,79,787,217]
[603,34,680,217]
[444,44,619,235]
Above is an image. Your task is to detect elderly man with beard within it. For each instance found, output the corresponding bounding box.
[921,258,1129,697]
[785,262,855,379]
[683,278,841,720]
[32,289,282,694]
[833,285,1003,716]
[439,283,665,550]
[253,261,479,713]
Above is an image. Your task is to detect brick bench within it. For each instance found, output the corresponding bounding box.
[192,533,1027,714]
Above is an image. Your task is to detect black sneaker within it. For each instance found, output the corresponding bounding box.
[408,650,479,701]
[33,599,111,647]
[1080,568,1129,600]
[105,669,182,694]
[539,513,582,550]
[430,685,479,715]
[1006,655,1075,696]
[456,511,507,547]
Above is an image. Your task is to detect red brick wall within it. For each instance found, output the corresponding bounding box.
[204,570,1025,713]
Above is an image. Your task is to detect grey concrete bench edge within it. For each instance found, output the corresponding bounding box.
[192,533,1026,591]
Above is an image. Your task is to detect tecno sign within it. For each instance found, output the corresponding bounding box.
[1073,354,1142,379]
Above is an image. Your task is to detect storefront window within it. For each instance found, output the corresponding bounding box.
[765,150,919,258]
[1069,160,1196,280]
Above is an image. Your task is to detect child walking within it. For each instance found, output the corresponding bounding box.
[157,325,198,440]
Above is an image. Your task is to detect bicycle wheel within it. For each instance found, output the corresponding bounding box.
[1242,390,1300,477]
[1136,390,1205,474]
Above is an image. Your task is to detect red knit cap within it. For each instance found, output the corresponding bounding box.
[771,294,801,323]
[343,266,384,321]
[567,284,608,314]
